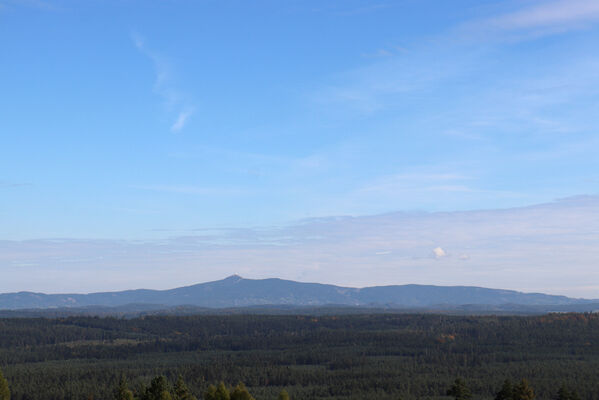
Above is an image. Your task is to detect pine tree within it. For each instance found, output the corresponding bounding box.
[144,376,172,400]
[513,379,535,400]
[495,379,514,400]
[204,385,217,400]
[277,389,290,400]
[230,383,254,400]
[203,383,230,400]
[114,376,134,400]
[214,383,230,400]
[557,384,580,400]
[0,369,9,400]
[174,376,197,400]
[447,378,472,400]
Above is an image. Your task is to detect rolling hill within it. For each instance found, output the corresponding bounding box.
[0,275,595,311]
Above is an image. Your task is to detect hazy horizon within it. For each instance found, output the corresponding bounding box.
[2,195,598,298]
[1,270,597,301]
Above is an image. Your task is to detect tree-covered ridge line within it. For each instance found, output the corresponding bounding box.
[447,378,581,400]
[114,375,290,400]
[0,369,585,400]
[0,313,598,400]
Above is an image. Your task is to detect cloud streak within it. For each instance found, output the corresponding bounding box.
[171,108,194,132]
[459,0,599,40]
[131,184,245,196]
[488,0,599,31]
[132,32,195,132]
[0,180,32,188]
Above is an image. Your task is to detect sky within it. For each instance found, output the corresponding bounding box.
[1,0,599,297]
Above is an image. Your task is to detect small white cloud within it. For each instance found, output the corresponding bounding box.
[433,247,447,258]
[171,108,194,132]
[131,31,144,50]
[361,48,393,58]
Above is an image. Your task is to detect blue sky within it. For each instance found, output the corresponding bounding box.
[1,0,599,295]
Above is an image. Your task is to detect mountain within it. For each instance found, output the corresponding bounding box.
[0,275,596,311]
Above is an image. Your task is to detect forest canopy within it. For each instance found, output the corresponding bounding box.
[0,313,597,400]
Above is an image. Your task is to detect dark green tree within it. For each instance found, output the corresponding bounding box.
[557,385,580,400]
[114,376,134,400]
[173,376,196,400]
[0,369,9,400]
[204,385,217,400]
[495,379,514,400]
[214,383,230,400]
[143,376,172,400]
[230,383,253,400]
[447,378,472,400]
[513,379,535,400]
[277,389,290,400]
[204,383,229,400]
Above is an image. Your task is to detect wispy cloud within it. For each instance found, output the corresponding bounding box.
[0,0,60,11]
[132,184,244,196]
[462,0,599,39]
[356,171,473,196]
[0,180,32,188]
[333,3,391,17]
[488,0,599,31]
[336,169,526,214]
[132,32,195,132]
[171,108,194,132]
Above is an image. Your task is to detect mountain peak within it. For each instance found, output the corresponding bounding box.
[223,274,243,282]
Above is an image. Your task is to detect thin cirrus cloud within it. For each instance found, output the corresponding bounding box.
[318,0,599,116]
[132,32,195,132]
[0,180,32,188]
[466,0,599,36]
[131,184,245,196]
[341,170,526,214]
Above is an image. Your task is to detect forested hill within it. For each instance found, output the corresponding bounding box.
[0,275,595,310]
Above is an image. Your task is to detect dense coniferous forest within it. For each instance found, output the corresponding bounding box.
[0,313,598,400]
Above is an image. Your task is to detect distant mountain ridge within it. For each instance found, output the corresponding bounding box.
[0,275,595,310]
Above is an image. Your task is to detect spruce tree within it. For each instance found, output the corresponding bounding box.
[495,379,514,400]
[447,378,472,400]
[203,383,230,400]
[230,383,254,400]
[557,384,580,400]
[0,369,9,400]
[214,383,230,400]
[204,385,217,400]
[114,376,134,400]
[513,379,535,400]
[277,389,290,400]
[144,376,172,400]
[174,376,197,400]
